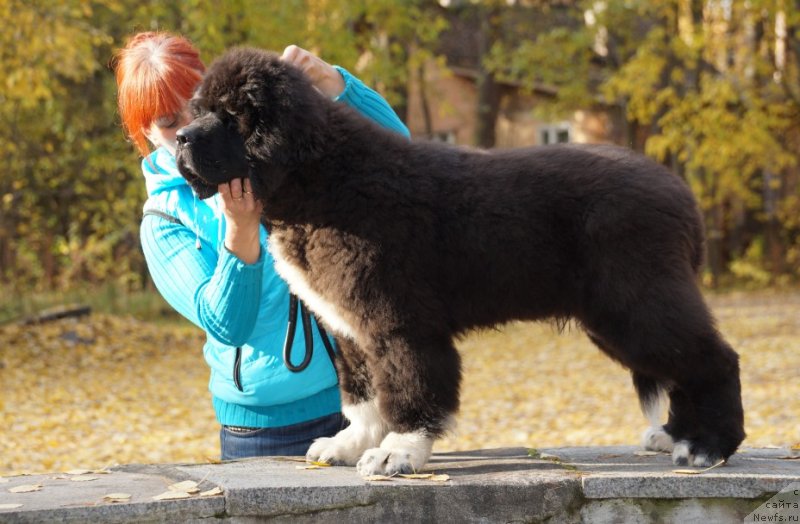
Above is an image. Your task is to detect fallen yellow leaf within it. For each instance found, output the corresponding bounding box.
[70,475,100,482]
[64,469,93,475]
[152,491,192,501]
[363,475,394,481]
[8,484,42,493]
[672,460,726,475]
[430,474,451,482]
[167,480,200,493]
[102,493,132,502]
[199,487,223,497]
[539,453,560,461]
[0,503,23,509]
[398,473,434,479]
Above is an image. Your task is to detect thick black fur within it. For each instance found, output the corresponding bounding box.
[176,47,745,466]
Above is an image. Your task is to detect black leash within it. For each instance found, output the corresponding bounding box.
[283,293,338,375]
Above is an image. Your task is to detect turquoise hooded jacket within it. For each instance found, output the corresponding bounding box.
[139,67,410,428]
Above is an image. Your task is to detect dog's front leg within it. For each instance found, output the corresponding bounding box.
[355,333,461,476]
[306,400,388,465]
[306,338,388,465]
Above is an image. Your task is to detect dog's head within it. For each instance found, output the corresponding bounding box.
[176,47,326,199]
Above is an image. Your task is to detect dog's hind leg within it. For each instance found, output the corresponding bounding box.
[661,345,745,467]
[633,373,674,452]
[306,337,389,466]
[587,334,673,453]
[355,332,461,476]
[583,275,745,467]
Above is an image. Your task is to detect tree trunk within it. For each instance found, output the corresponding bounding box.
[43,231,56,289]
[417,63,434,138]
[474,5,502,148]
[706,203,724,288]
[763,170,784,277]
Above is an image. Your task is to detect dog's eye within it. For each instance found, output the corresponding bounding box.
[188,98,206,118]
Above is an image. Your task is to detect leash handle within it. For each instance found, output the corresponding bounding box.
[283,294,309,371]
[283,293,338,376]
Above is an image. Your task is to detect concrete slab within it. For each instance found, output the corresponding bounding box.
[535,446,800,499]
[1,446,797,523]
[0,467,224,523]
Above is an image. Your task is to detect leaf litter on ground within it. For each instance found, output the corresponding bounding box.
[1,290,799,476]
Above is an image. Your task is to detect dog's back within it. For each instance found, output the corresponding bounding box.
[322,132,705,333]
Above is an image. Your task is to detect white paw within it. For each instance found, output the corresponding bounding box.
[355,431,433,476]
[306,432,364,465]
[671,440,714,467]
[642,426,674,452]
[306,401,388,466]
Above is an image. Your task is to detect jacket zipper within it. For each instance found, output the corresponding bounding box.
[233,347,243,391]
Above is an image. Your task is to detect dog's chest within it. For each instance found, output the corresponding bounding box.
[268,228,358,341]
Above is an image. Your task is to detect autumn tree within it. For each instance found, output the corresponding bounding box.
[2,0,796,302]
[485,0,800,285]
[0,0,141,291]
[0,0,447,299]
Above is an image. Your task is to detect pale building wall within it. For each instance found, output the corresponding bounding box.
[406,62,615,148]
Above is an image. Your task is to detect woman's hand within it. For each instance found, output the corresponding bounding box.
[281,45,345,99]
[219,178,263,265]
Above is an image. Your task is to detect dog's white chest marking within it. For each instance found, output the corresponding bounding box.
[269,239,358,341]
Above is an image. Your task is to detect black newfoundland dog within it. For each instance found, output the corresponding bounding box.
[176,47,745,475]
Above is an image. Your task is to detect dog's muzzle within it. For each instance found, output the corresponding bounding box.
[176,144,218,200]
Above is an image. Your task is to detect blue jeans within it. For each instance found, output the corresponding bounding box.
[220,412,346,460]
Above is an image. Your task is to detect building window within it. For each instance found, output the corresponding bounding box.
[433,130,457,144]
[539,123,572,145]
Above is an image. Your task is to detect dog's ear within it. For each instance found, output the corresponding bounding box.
[239,50,327,167]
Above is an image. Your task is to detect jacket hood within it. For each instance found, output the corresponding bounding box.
[142,147,189,196]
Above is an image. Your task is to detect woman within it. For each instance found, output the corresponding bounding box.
[114,32,409,459]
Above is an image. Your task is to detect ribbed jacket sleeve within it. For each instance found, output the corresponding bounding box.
[334,67,410,138]
[140,214,264,346]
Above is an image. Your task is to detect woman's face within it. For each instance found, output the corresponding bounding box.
[144,104,193,156]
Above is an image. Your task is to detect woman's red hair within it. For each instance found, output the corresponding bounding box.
[115,32,205,156]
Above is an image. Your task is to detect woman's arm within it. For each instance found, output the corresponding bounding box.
[281,45,410,138]
[140,213,264,346]
[333,67,410,137]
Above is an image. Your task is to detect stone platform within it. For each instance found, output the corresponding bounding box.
[1,446,798,523]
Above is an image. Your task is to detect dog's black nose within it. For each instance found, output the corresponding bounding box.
[175,125,197,146]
